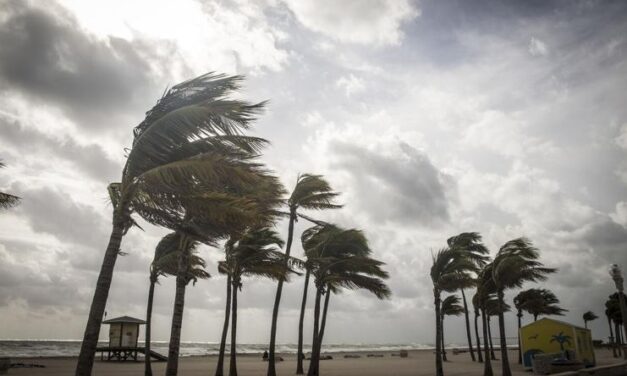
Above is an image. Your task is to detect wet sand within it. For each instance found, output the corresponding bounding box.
[7,349,621,375]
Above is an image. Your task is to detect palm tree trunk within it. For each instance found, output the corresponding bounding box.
[482,308,493,376]
[460,289,476,361]
[517,311,522,365]
[145,275,156,376]
[496,291,512,376]
[608,316,617,358]
[441,315,447,362]
[307,288,323,376]
[585,320,588,329]
[229,281,239,376]
[434,289,443,376]
[475,310,483,363]
[487,316,496,360]
[76,219,125,376]
[268,210,295,376]
[296,269,311,375]
[166,239,190,376]
[316,290,331,361]
[534,314,538,321]
[215,275,232,376]
[615,322,623,357]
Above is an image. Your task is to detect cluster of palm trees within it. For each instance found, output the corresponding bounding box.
[74,72,391,376]
[431,232,562,376]
[605,293,627,358]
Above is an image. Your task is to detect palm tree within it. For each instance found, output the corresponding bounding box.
[476,264,496,376]
[524,289,566,321]
[514,288,566,364]
[606,293,626,357]
[76,72,271,375]
[583,311,598,329]
[267,174,341,376]
[217,228,297,376]
[431,247,477,376]
[607,309,618,357]
[550,332,572,351]
[164,233,211,376]
[305,225,390,376]
[447,232,489,362]
[440,295,464,361]
[144,233,185,376]
[0,161,20,209]
[471,293,484,363]
[491,238,556,376]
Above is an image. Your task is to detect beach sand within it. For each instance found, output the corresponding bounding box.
[7,349,620,375]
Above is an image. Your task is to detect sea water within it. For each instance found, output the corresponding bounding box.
[0,340,439,358]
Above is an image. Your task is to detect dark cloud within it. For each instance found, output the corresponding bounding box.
[330,141,454,226]
[0,118,121,182]
[0,1,160,130]
[14,184,110,249]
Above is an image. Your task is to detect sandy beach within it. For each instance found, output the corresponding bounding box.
[7,349,622,376]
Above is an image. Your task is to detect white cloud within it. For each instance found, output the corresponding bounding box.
[529,36,549,56]
[611,202,627,228]
[336,74,366,97]
[282,0,418,45]
[616,124,627,149]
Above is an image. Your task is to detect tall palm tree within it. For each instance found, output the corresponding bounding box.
[431,247,477,376]
[606,293,626,357]
[440,295,464,362]
[0,162,19,210]
[144,233,184,376]
[583,311,598,329]
[76,72,271,375]
[304,224,390,376]
[267,174,341,376]
[215,239,236,376]
[476,264,497,376]
[491,238,556,376]
[471,293,484,363]
[607,309,618,357]
[485,293,510,360]
[163,233,211,376]
[219,228,298,376]
[514,288,566,364]
[447,232,489,362]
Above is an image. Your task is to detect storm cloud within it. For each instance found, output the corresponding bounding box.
[0,0,626,345]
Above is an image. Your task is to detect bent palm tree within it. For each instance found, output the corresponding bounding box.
[583,311,598,329]
[266,174,341,376]
[431,247,477,376]
[440,295,464,362]
[76,73,270,375]
[0,161,20,209]
[491,238,556,376]
[218,228,298,376]
[144,234,183,376]
[514,288,566,364]
[304,224,390,376]
[447,232,489,362]
[162,233,211,376]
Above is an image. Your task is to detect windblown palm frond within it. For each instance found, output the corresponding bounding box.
[288,174,342,211]
[153,232,211,285]
[441,295,465,317]
[0,162,20,210]
[447,232,490,267]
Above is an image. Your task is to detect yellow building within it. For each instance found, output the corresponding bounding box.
[520,318,595,368]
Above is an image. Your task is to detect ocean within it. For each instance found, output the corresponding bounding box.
[0,340,439,358]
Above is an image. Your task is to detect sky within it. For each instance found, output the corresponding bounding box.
[0,0,626,347]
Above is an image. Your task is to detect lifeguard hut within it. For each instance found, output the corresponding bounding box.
[520,318,595,369]
[96,315,167,362]
[100,315,145,361]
